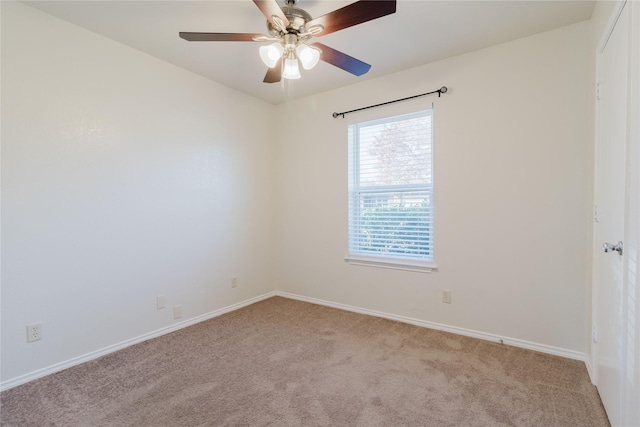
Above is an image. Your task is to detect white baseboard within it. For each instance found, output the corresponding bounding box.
[2,290,589,392]
[275,291,589,363]
[0,291,277,392]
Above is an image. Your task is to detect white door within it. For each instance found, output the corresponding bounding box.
[594,2,628,426]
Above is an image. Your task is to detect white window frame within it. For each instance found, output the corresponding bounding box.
[346,109,436,272]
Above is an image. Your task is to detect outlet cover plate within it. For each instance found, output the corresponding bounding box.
[442,290,452,304]
[27,323,42,342]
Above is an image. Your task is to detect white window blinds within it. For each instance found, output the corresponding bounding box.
[347,109,434,269]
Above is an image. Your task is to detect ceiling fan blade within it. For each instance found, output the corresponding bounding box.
[253,0,290,29]
[311,43,371,76]
[263,58,283,83]
[306,0,396,37]
[179,32,263,42]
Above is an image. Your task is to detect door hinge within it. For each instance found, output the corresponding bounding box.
[594,204,599,223]
[596,82,601,101]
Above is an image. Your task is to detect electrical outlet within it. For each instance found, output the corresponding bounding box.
[442,289,452,304]
[231,277,237,288]
[157,295,165,310]
[26,323,42,342]
[173,305,182,320]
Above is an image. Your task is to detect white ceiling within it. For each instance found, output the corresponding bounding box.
[24,0,595,105]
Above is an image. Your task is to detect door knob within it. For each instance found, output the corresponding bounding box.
[603,241,623,255]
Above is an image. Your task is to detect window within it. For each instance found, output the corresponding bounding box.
[347,109,434,271]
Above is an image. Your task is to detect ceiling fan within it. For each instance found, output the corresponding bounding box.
[179,0,397,83]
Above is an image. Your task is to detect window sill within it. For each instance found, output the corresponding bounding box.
[345,255,437,273]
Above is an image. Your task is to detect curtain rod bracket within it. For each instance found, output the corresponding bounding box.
[332,86,447,119]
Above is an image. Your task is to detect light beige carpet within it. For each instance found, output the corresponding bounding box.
[1,296,609,426]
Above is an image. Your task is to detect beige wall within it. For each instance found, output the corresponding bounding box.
[1,2,276,384]
[1,1,599,389]
[274,21,593,355]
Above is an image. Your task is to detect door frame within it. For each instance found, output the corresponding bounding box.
[591,0,627,414]
[623,2,639,425]
[591,1,640,425]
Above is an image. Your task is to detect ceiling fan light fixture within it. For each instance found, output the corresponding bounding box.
[282,57,301,80]
[259,42,284,68]
[296,44,320,70]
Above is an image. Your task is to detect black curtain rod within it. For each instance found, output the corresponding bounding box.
[332,86,448,119]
